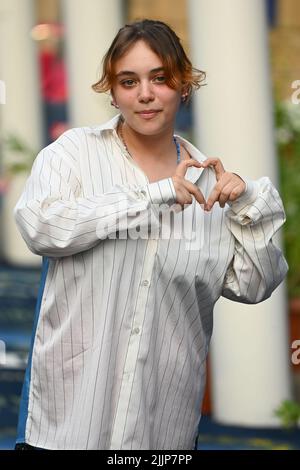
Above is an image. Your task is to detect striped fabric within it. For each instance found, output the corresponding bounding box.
[14,114,288,450]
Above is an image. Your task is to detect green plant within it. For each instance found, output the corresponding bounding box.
[274,399,300,429]
[275,101,300,298]
[3,134,36,175]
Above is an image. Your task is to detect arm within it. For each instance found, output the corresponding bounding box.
[14,131,176,258]
[222,177,288,303]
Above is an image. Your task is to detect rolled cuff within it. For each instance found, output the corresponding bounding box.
[227,178,260,214]
[143,177,177,206]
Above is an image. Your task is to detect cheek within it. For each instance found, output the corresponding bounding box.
[162,91,181,112]
[115,90,136,108]
[160,87,181,104]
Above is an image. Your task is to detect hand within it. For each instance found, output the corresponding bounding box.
[200,158,246,211]
[171,159,206,208]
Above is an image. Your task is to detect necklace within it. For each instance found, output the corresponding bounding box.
[118,121,181,164]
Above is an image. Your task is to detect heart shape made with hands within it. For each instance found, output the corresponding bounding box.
[174,158,246,211]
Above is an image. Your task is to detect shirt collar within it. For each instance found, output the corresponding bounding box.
[175,134,207,163]
[86,114,207,184]
[85,114,121,135]
[174,135,207,184]
[87,115,206,159]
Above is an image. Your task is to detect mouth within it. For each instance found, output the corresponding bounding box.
[136,110,162,119]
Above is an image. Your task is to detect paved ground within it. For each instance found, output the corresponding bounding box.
[1,261,300,450]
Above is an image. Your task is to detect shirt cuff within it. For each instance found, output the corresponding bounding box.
[227,178,259,214]
[143,177,177,206]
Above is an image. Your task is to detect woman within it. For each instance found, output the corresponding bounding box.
[14,19,288,450]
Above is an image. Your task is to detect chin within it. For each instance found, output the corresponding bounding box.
[133,119,170,136]
[138,125,161,134]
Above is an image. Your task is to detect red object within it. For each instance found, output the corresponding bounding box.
[39,50,68,103]
[0,177,10,194]
[290,299,300,372]
[49,122,70,141]
[201,357,212,415]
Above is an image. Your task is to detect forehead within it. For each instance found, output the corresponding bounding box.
[114,40,163,74]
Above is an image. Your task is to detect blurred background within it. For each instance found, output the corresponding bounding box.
[0,0,299,450]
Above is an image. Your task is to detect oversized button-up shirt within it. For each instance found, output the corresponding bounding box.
[14,114,288,449]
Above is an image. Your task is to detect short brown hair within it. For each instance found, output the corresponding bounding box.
[91,19,206,102]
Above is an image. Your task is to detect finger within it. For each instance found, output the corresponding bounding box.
[228,183,246,201]
[219,180,245,206]
[205,173,232,210]
[218,178,242,207]
[177,188,193,207]
[200,158,225,181]
[172,188,192,212]
[207,181,245,210]
[205,186,221,211]
[218,182,233,208]
[175,159,203,178]
[182,180,206,206]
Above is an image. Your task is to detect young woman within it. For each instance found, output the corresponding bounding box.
[14,19,288,450]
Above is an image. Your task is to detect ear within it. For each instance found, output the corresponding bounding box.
[110,90,119,108]
[181,87,189,103]
[181,83,190,102]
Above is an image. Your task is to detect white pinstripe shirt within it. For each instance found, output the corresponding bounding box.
[14,114,288,449]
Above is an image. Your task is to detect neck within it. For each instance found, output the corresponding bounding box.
[119,119,176,162]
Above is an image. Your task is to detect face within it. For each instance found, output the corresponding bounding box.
[111,40,182,137]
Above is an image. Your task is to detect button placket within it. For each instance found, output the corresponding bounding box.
[132,327,140,335]
[110,239,158,448]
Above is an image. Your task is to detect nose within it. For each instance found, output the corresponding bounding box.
[138,80,155,103]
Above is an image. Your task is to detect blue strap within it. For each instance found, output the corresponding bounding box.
[173,136,181,164]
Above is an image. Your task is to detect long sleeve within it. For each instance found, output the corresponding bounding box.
[14,131,177,258]
[222,177,288,304]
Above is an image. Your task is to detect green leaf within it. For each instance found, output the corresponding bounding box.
[2,134,36,175]
[274,400,300,429]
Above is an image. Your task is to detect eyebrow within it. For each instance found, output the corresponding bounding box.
[115,67,165,78]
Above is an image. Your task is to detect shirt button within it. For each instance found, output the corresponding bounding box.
[133,327,140,335]
[141,280,149,286]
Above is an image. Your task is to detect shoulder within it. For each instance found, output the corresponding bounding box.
[44,125,100,157]
[53,127,87,149]
[32,128,85,174]
[39,116,116,158]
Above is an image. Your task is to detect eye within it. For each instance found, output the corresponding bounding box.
[120,79,136,87]
[153,75,166,83]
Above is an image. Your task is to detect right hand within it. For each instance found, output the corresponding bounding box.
[171,159,206,208]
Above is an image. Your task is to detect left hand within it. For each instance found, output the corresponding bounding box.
[200,158,246,211]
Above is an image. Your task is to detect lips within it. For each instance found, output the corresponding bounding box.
[136,109,162,119]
